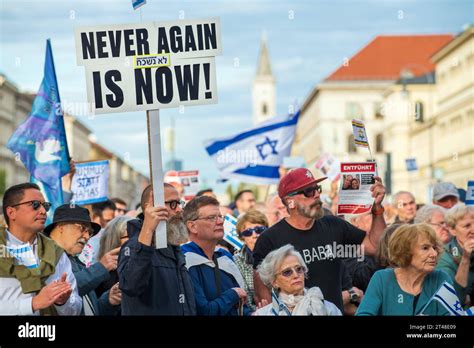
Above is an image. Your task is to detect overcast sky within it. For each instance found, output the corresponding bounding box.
[1,0,472,192]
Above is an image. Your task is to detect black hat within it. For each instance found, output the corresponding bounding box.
[43,204,101,236]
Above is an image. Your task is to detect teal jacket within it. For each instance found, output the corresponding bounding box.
[356,268,454,316]
[436,238,474,306]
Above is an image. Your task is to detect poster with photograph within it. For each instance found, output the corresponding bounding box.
[337,162,376,215]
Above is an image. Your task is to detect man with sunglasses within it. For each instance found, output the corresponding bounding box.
[118,183,196,315]
[252,168,386,312]
[45,204,121,315]
[0,183,81,315]
[181,196,252,316]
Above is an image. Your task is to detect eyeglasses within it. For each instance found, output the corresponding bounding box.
[240,225,267,237]
[278,265,305,278]
[10,200,52,212]
[165,200,185,210]
[429,221,448,229]
[193,214,224,222]
[73,223,94,235]
[287,185,322,198]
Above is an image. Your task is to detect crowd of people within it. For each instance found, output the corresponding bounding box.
[0,167,472,316]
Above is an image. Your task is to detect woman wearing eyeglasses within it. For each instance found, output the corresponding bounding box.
[254,244,341,316]
[235,210,269,311]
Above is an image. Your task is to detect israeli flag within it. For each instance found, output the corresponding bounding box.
[223,214,244,251]
[204,111,299,184]
[6,244,39,269]
[423,281,466,316]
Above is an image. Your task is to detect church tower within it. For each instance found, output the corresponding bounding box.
[252,36,276,125]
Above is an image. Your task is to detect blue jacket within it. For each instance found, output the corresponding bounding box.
[118,219,196,315]
[181,241,252,316]
[68,256,119,316]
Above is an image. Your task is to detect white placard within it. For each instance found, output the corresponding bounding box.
[71,160,109,205]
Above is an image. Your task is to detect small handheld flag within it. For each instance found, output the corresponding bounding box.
[352,119,369,148]
[223,214,244,251]
[419,281,465,316]
[132,0,146,10]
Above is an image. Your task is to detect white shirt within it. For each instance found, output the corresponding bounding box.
[0,230,82,315]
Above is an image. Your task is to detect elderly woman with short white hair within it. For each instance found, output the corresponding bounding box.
[415,204,451,244]
[254,244,341,316]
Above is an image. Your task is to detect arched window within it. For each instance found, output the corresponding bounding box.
[348,134,357,153]
[376,133,383,153]
[414,101,424,122]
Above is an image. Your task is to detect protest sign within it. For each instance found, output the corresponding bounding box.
[75,18,221,114]
[71,160,109,205]
[337,162,376,215]
[223,214,244,251]
[315,153,340,182]
[74,17,222,249]
[164,170,200,201]
[466,181,474,206]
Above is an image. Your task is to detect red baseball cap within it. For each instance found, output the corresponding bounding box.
[278,168,327,198]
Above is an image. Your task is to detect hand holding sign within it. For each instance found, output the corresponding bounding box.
[139,190,169,246]
[370,176,385,206]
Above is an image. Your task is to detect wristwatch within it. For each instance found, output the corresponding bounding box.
[348,288,359,305]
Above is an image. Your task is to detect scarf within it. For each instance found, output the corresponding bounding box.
[0,227,64,315]
[271,287,329,316]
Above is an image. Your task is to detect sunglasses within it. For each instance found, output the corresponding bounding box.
[287,185,322,198]
[10,200,52,212]
[279,265,305,278]
[240,225,267,237]
[165,200,185,210]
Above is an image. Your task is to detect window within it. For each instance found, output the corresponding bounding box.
[348,134,357,153]
[374,102,384,119]
[376,133,383,153]
[414,101,424,123]
[346,102,364,120]
[262,103,267,115]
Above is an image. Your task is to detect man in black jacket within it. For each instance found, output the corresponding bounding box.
[45,204,121,315]
[118,184,196,315]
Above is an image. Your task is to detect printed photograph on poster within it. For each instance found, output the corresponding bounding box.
[337,162,376,215]
[164,170,200,200]
[314,153,340,182]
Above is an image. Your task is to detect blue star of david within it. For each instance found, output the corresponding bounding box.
[256,136,278,161]
[454,301,462,312]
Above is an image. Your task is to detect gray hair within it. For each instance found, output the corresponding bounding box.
[167,215,189,246]
[257,244,307,289]
[98,216,133,259]
[446,203,474,229]
[414,204,446,224]
[392,191,415,206]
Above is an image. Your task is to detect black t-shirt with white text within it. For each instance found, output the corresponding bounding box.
[253,215,366,311]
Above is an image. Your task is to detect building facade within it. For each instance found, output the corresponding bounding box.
[291,34,455,197]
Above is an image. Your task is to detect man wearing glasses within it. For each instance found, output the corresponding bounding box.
[181,196,252,316]
[0,183,81,315]
[46,204,121,315]
[253,168,386,312]
[118,183,196,315]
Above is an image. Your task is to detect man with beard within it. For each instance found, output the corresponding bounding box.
[252,168,386,311]
[46,204,121,315]
[118,183,196,315]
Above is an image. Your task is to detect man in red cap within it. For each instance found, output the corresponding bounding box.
[252,168,386,311]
